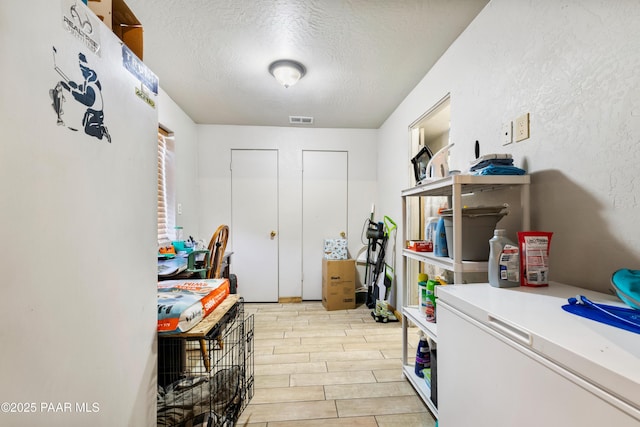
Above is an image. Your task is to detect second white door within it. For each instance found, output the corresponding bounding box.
[302,150,348,300]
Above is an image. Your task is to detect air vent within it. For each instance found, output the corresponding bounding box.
[289,116,314,125]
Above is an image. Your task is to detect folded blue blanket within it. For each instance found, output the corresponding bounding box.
[470,158,514,171]
[472,164,526,175]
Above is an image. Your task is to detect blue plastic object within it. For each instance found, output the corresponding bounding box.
[433,217,448,257]
[562,295,640,335]
[611,268,640,310]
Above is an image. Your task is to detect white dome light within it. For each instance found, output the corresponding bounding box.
[269,60,306,88]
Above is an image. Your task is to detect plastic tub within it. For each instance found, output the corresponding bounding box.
[442,213,506,261]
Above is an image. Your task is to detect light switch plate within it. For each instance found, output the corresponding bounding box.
[502,122,513,145]
[515,113,530,142]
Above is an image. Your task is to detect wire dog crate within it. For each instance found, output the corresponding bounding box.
[157,297,254,427]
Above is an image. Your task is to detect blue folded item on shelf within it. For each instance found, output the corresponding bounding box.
[469,158,514,171]
[472,164,526,176]
[469,153,512,168]
[562,295,640,335]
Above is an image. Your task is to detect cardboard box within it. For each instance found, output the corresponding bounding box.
[88,0,112,28]
[322,258,356,311]
[88,0,144,59]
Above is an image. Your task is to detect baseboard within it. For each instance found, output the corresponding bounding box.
[278,297,302,304]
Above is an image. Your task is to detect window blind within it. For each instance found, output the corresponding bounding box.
[157,128,175,245]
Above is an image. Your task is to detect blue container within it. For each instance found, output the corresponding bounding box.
[433,216,448,257]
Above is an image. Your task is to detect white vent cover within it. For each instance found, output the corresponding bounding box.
[289,116,314,125]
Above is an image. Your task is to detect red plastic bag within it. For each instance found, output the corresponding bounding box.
[517,231,553,287]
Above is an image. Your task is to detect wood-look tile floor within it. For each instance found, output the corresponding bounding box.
[237,301,436,427]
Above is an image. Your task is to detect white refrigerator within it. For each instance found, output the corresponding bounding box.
[1,1,159,426]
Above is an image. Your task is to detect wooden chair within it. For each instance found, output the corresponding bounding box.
[200,224,229,370]
[206,225,229,279]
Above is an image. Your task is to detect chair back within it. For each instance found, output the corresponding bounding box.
[207,225,229,279]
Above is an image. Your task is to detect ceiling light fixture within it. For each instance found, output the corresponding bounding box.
[268,59,306,88]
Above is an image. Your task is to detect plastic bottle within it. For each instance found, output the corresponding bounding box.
[174,226,184,242]
[433,215,448,257]
[425,279,437,322]
[418,273,429,317]
[414,334,430,377]
[424,217,438,251]
[488,229,518,288]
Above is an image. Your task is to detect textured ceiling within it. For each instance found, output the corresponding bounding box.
[125,0,488,128]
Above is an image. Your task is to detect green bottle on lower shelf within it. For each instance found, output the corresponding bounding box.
[425,279,437,323]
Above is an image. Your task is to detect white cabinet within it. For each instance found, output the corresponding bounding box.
[400,175,530,417]
[436,283,640,426]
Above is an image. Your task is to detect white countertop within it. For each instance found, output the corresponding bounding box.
[437,282,640,410]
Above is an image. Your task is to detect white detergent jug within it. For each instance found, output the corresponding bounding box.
[488,229,519,288]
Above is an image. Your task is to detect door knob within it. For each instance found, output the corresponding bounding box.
[270,230,277,239]
[340,231,346,238]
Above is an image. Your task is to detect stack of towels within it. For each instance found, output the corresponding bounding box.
[469,154,526,175]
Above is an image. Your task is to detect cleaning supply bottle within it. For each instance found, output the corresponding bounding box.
[418,273,429,318]
[425,279,437,322]
[424,217,438,252]
[433,214,448,257]
[488,229,518,288]
[414,334,430,378]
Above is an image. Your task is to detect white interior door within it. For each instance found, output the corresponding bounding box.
[302,150,348,300]
[231,149,279,302]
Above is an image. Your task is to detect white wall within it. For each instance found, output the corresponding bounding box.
[11,2,632,421]
[197,125,377,298]
[378,0,640,296]
[158,89,200,239]
[1,1,158,425]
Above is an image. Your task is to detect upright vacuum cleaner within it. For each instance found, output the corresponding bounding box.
[363,214,398,322]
